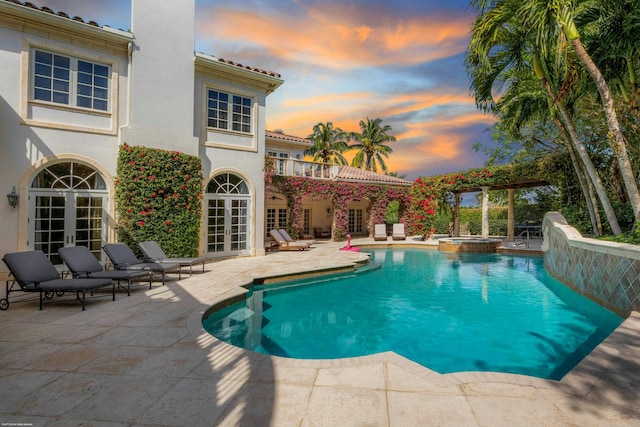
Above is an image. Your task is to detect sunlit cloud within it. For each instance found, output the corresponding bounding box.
[197,4,472,69]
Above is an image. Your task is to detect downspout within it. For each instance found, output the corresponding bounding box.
[118,41,133,145]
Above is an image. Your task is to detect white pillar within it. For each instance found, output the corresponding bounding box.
[482,186,489,238]
[507,188,515,241]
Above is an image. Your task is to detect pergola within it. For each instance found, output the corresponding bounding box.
[450,178,549,240]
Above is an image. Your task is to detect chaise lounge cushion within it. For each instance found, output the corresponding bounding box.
[59,246,151,294]
[374,224,387,241]
[2,250,113,310]
[103,243,181,285]
[138,241,209,275]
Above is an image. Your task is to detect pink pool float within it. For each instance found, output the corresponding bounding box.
[339,234,361,252]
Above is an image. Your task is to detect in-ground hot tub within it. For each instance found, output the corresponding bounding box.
[439,237,502,253]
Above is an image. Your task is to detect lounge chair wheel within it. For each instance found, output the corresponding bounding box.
[45,291,55,299]
[0,298,8,310]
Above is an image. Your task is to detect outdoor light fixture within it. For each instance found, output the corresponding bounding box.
[6,186,19,208]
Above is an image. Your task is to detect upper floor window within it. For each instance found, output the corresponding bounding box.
[32,49,110,112]
[207,89,252,134]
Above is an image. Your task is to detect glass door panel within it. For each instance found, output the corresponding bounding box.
[207,199,226,254]
[33,195,66,264]
[230,199,248,251]
[75,196,104,259]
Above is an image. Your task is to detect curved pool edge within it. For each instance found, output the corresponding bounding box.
[184,240,640,400]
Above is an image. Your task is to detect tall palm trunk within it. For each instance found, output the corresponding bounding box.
[553,117,602,235]
[550,94,621,234]
[533,53,621,233]
[567,35,640,224]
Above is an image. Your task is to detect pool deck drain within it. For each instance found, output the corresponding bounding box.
[1,236,639,426]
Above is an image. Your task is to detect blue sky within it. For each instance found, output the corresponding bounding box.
[30,0,495,180]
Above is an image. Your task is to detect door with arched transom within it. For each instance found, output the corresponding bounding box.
[28,162,108,264]
[205,173,251,257]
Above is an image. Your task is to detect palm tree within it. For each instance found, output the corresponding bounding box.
[467,0,622,233]
[305,122,349,165]
[520,0,640,223]
[349,117,396,173]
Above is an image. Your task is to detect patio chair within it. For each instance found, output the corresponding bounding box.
[2,250,113,310]
[374,224,388,241]
[269,229,309,251]
[278,229,315,246]
[392,223,407,240]
[102,243,181,285]
[139,241,210,276]
[58,246,152,295]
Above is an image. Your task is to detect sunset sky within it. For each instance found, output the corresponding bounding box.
[30,0,496,180]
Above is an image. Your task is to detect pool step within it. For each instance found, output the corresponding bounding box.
[353,261,383,275]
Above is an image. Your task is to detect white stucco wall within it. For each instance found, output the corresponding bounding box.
[0,7,131,270]
[123,0,199,155]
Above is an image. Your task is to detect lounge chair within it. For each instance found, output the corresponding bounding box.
[58,246,152,295]
[374,224,387,241]
[102,243,181,285]
[138,241,209,276]
[278,229,315,246]
[2,250,113,310]
[269,229,309,251]
[392,223,407,240]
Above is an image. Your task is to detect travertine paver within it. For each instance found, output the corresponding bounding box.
[0,237,639,426]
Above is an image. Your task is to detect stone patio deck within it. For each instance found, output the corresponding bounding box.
[1,236,639,426]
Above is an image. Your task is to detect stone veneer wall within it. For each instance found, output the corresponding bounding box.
[542,212,640,315]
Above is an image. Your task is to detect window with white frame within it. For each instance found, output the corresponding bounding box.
[266,208,288,237]
[32,49,110,111]
[267,151,289,175]
[207,89,252,133]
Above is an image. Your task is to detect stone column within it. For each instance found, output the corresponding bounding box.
[482,186,489,238]
[453,192,461,237]
[507,188,515,241]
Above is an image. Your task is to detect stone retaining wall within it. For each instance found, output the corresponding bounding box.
[542,212,640,315]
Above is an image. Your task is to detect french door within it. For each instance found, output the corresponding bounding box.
[205,173,251,257]
[28,162,108,264]
[30,192,107,264]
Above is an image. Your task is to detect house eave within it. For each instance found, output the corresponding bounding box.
[195,52,284,95]
[0,0,133,47]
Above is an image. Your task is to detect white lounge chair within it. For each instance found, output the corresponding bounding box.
[269,230,309,251]
[374,224,387,241]
[279,229,315,246]
[392,223,407,240]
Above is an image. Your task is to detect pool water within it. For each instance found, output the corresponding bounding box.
[202,249,622,379]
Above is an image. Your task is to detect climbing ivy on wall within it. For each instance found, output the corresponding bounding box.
[115,144,203,257]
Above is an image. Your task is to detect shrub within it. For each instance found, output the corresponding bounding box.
[115,144,203,257]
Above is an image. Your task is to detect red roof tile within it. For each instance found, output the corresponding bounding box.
[336,166,412,186]
[265,130,310,145]
[6,0,101,26]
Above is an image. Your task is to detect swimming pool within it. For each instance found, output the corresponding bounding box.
[202,248,622,379]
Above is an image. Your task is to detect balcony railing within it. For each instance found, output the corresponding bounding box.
[269,157,340,180]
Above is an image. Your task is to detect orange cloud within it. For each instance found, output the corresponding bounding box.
[197,5,472,69]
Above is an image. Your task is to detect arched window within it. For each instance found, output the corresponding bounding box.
[206,173,248,194]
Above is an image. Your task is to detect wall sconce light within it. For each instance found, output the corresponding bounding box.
[6,186,19,208]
